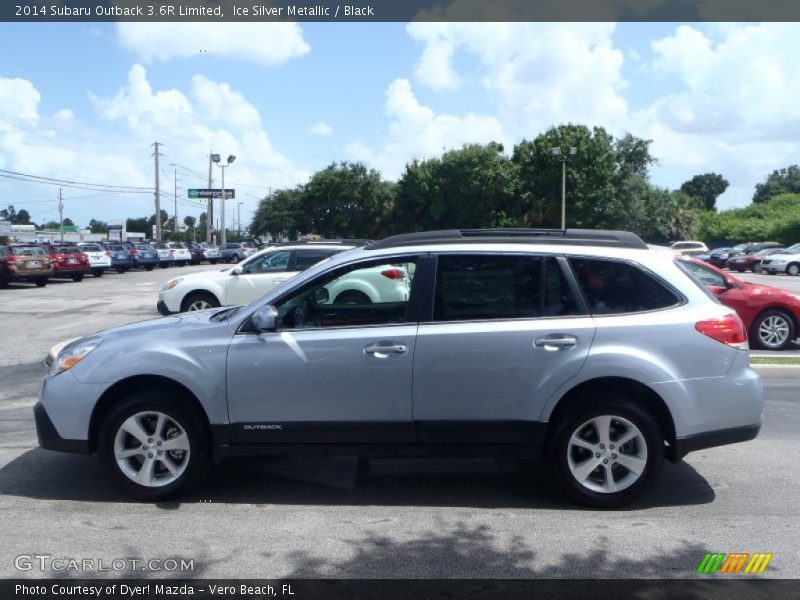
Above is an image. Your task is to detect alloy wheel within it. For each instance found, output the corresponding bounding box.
[188,299,212,311]
[566,415,648,494]
[758,315,790,348]
[113,411,191,487]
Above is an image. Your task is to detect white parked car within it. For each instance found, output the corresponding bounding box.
[669,241,709,256]
[76,243,112,277]
[157,242,360,314]
[167,242,192,266]
[761,243,800,276]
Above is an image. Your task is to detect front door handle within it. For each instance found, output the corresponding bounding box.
[534,335,577,350]
[365,344,408,356]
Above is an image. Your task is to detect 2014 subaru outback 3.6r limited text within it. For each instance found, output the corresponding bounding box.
[35,229,763,508]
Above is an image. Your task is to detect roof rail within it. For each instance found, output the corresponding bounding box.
[366,228,648,250]
[270,239,371,247]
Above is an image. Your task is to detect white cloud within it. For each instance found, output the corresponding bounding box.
[344,78,506,179]
[407,23,628,134]
[0,77,41,124]
[309,121,333,136]
[116,23,310,66]
[1,66,308,228]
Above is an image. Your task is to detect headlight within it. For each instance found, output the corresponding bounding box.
[50,338,102,377]
[162,277,184,291]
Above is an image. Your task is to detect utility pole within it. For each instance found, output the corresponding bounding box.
[173,167,179,236]
[237,202,243,237]
[153,142,162,241]
[207,151,214,245]
[58,188,64,243]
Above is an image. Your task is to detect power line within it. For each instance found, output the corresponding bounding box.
[0,168,153,191]
[0,172,153,194]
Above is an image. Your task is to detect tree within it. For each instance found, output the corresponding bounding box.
[62,218,74,227]
[88,219,108,234]
[183,216,197,241]
[125,217,150,234]
[753,165,800,204]
[0,205,17,223]
[299,162,395,239]
[680,173,729,211]
[251,189,303,240]
[15,209,31,225]
[513,124,617,228]
[393,142,519,233]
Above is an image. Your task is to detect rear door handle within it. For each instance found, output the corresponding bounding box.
[365,344,408,356]
[534,335,577,350]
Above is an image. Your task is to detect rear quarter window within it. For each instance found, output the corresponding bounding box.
[569,257,682,315]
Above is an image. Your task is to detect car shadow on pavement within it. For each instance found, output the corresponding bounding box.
[0,449,714,510]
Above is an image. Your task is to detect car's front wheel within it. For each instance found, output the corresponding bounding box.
[548,395,664,508]
[34,278,47,287]
[98,390,211,501]
[181,292,221,312]
[751,309,795,350]
[787,263,800,277]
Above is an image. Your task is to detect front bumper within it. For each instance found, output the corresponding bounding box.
[34,402,90,454]
[156,299,173,316]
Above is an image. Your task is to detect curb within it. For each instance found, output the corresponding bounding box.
[751,364,800,379]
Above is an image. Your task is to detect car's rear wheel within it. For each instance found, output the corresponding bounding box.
[787,263,800,277]
[547,395,664,508]
[231,254,240,264]
[93,270,104,278]
[0,278,8,288]
[35,278,47,287]
[751,309,795,350]
[98,390,211,501]
[181,292,220,313]
[145,266,154,271]
[71,274,84,282]
[334,290,371,305]
[752,264,762,273]
[210,260,218,265]
[160,263,169,269]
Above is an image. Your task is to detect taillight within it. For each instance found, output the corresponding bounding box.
[170,250,176,254]
[5,255,18,263]
[131,249,138,255]
[695,314,748,348]
[105,251,112,256]
[381,268,406,280]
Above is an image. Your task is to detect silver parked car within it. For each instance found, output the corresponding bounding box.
[36,229,762,507]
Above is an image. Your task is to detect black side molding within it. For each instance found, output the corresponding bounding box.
[670,424,760,462]
[34,402,90,455]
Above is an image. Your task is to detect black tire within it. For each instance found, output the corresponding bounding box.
[181,291,221,313]
[98,389,211,501]
[735,268,745,273]
[334,290,371,305]
[177,262,185,268]
[787,263,800,277]
[547,394,664,509]
[35,278,47,287]
[210,260,218,265]
[231,254,240,264]
[160,263,169,269]
[750,309,796,350]
[93,270,104,278]
[0,278,9,288]
[117,268,126,274]
[752,264,762,273]
[145,266,154,271]
[71,274,84,282]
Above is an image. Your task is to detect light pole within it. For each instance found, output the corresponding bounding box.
[212,154,236,246]
[237,202,243,236]
[551,146,576,230]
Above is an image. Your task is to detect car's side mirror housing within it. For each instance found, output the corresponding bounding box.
[231,266,243,276]
[314,287,330,304]
[251,305,279,332]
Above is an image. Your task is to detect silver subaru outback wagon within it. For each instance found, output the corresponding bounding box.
[35,229,763,508]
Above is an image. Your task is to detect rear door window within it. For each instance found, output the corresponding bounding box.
[293,249,341,271]
[570,258,681,315]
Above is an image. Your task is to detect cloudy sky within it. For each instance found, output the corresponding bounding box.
[1,22,799,230]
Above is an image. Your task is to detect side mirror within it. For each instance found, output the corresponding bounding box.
[231,266,243,276]
[251,305,278,332]
[314,287,330,304]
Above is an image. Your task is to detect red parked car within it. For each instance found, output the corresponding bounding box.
[679,257,800,350]
[725,247,785,273]
[38,243,91,282]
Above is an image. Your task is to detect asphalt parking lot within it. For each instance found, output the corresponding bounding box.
[0,265,798,578]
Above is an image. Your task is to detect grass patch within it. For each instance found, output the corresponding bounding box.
[750,357,800,365]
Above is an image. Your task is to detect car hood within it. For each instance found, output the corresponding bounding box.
[166,267,234,285]
[762,252,799,261]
